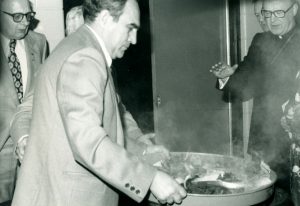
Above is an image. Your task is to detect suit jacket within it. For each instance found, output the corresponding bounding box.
[0,31,47,202]
[223,27,300,164]
[12,25,156,206]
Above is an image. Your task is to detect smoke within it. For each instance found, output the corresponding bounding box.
[153,101,231,154]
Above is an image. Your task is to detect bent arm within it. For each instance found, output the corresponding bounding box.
[57,49,156,202]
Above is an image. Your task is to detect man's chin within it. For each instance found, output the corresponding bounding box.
[16,29,29,39]
[270,29,284,36]
[115,51,125,59]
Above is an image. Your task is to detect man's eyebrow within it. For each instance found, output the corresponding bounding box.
[129,23,140,29]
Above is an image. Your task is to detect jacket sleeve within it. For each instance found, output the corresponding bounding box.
[224,33,263,101]
[57,48,156,202]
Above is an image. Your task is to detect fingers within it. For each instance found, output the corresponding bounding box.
[151,171,187,205]
[210,62,223,72]
[173,190,185,204]
[232,64,239,71]
[138,133,156,145]
[158,192,186,205]
[210,62,238,79]
[146,133,156,139]
[16,137,28,163]
[210,62,229,78]
[167,196,174,205]
[173,185,187,204]
[164,187,187,205]
[146,145,170,157]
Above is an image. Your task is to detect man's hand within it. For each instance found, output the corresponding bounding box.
[143,145,170,165]
[150,171,187,205]
[16,136,29,163]
[210,62,238,79]
[138,133,155,145]
[144,145,170,159]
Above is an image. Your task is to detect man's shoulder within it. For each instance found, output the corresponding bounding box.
[292,26,300,40]
[26,30,47,42]
[52,26,105,62]
[46,27,106,68]
[252,32,269,42]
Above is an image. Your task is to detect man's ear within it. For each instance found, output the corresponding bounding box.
[95,9,114,28]
[292,3,298,16]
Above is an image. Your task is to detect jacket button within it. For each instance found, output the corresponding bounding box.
[125,183,130,188]
[130,186,135,191]
[136,189,140,194]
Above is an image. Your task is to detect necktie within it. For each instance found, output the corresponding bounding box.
[8,39,23,103]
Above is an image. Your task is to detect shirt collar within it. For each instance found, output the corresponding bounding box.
[85,24,112,68]
[277,26,297,40]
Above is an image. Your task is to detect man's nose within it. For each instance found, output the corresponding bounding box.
[259,14,264,23]
[270,13,277,22]
[20,17,30,26]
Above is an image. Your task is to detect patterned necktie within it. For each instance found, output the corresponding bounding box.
[8,39,23,103]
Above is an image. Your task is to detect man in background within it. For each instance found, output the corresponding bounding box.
[12,0,186,205]
[211,0,300,203]
[253,0,269,32]
[65,5,84,36]
[0,0,48,205]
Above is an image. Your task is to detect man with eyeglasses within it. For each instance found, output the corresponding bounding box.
[211,0,300,204]
[254,0,269,32]
[0,0,48,205]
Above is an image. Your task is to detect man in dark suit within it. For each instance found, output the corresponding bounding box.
[12,0,186,206]
[211,0,300,194]
[0,0,48,205]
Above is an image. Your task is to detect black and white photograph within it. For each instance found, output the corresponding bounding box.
[1,0,300,205]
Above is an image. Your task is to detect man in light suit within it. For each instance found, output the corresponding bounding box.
[0,0,48,204]
[12,0,187,205]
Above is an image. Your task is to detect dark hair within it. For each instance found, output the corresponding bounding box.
[252,0,262,4]
[83,0,127,23]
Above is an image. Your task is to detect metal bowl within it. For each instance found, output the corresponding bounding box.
[149,152,276,206]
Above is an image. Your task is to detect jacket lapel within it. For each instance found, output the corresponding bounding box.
[81,25,125,146]
[24,34,37,95]
[0,41,18,102]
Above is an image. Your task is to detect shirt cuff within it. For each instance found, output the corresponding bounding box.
[14,134,29,158]
[218,77,230,89]
[18,134,29,144]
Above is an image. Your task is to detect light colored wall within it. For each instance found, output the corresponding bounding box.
[30,0,65,51]
[239,0,262,156]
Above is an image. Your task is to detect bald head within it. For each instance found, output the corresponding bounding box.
[262,0,298,35]
[0,0,32,39]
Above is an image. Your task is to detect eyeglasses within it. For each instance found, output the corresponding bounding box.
[1,11,36,23]
[261,4,294,18]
